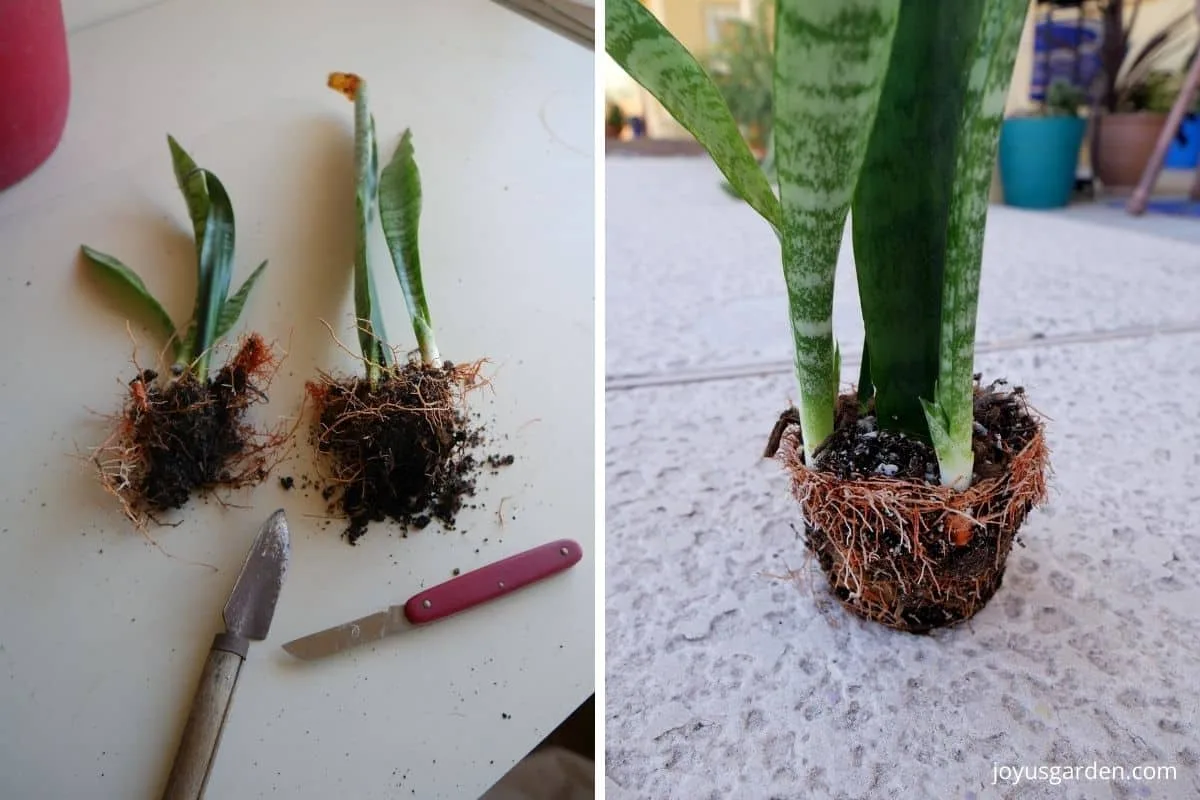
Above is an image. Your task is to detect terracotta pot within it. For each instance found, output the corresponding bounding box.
[606,123,623,139]
[0,0,71,191]
[1094,112,1168,190]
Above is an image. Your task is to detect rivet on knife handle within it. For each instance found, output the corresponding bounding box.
[405,539,582,624]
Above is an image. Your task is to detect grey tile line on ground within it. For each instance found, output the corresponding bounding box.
[606,319,1200,392]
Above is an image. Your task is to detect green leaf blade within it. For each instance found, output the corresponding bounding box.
[191,170,237,377]
[81,245,181,359]
[215,259,267,342]
[930,0,1026,489]
[606,0,780,229]
[379,129,441,367]
[774,0,900,461]
[851,0,986,440]
[351,81,390,381]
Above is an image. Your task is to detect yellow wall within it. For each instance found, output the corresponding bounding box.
[605,0,742,139]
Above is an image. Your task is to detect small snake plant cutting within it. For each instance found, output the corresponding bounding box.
[82,137,282,525]
[608,0,1049,632]
[309,73,499,545]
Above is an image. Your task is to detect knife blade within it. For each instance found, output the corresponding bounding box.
[161,509,291,800]
[281,538,583,661]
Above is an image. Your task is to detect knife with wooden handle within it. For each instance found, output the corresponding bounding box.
[281,539,583,660]
[160,510,290,800]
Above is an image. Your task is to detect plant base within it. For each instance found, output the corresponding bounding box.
[93,334,284,526]
[307,359,500,544]
[770,384,1049,633]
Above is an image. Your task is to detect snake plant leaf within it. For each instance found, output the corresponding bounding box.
[851,0,987,440]
[923,0,1026,489]
[190,169,237,379]
[214,259,268,342]
[856,340,873,411]
[80,245,181,359]
[606,0,780,230]
[379,129,441,368]
[773,0,900,462]
[349,79,392,383]
[167,136,213,339]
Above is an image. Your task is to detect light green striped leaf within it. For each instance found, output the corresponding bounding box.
[924,0,1026,489]
[774,0,899,462]
[350,80,392,383]
[606,0,780,230]
[380,129,441,367]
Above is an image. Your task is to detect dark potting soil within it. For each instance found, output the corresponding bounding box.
[770,384,1039,484]
[311,361,510,544]
[122,335,275,513]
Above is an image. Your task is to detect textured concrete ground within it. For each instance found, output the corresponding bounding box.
[604,157,1200,800]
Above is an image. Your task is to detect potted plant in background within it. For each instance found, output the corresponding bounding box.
[1093,0,1195,189]
[999,78,1089,208]
[606,101,626,139]
[703,0,774,158]
[608,0,1049,632]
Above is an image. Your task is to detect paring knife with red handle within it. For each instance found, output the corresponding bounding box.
[281,539,583,660]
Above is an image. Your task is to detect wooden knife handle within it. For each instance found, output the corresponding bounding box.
[404,539,583,624]
[160,633,249,800]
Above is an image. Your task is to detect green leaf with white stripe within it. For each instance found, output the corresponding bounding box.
[350,81,392,385]
[773,0,899,463]
[922,0,1026,489]
[606,0,780,230]
[380,129,441,368]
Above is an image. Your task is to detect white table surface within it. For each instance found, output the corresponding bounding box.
[0,1,594,798]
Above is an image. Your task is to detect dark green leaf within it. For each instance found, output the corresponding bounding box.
[379,129,440,365]
[167,135,212,338]
[856,341,873,411]
[81,245,180,358]
[851,0,986,439]
[215,260,267,341]
[606,0,780,229]
[191,169,237,376]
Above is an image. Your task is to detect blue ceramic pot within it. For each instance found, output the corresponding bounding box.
[998,116,1086,209]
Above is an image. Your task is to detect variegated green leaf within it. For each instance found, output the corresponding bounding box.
[606,0,780,230]
[351,79,391,383]
[924,0,1026,489]
[80,245,181,359]
[215,259,267,342]
[379,129,441,367]
[774,0,899,462]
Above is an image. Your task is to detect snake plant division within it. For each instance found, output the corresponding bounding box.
[82,138,280,525]
[608,0,1050,631]
[310,73,505,545]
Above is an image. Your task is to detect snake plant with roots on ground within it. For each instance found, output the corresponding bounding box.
[608,0,1050,632]
[81,137,284,528]
[307,72,508,545]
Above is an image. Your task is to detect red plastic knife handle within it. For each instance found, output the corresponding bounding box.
[404,539,583,624]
